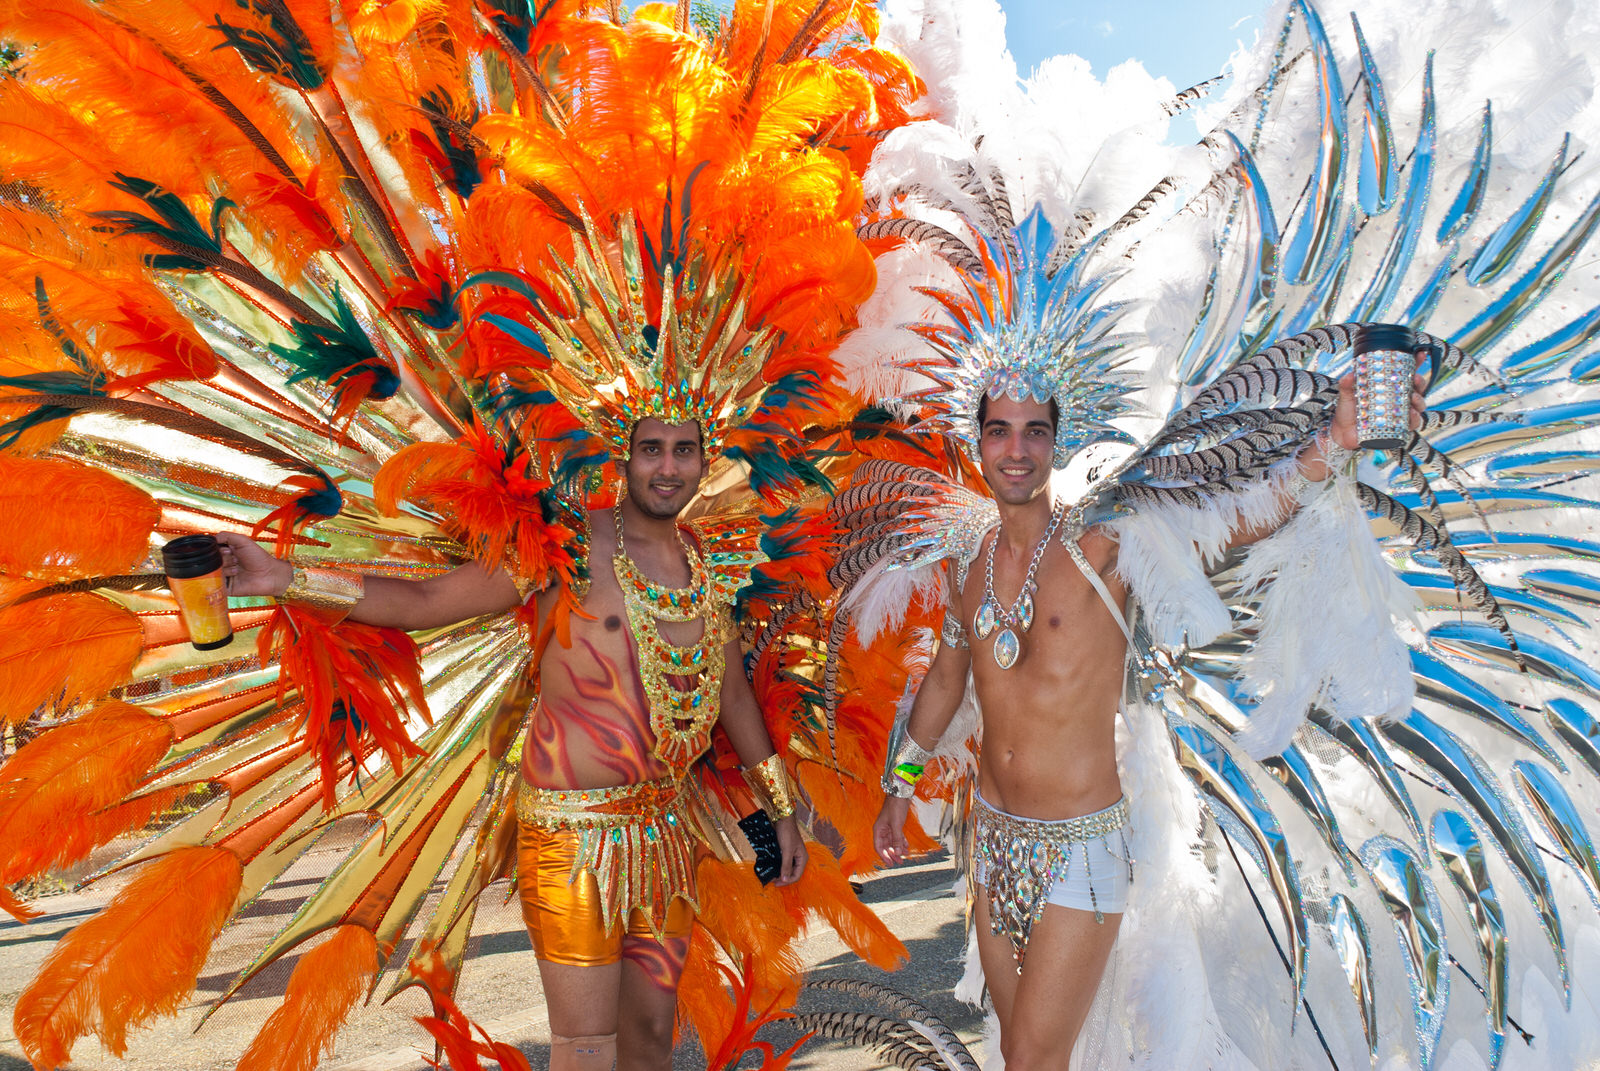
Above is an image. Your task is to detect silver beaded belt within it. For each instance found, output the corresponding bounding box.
[972,794,1131,966]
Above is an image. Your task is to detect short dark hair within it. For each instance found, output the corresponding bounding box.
[977,393,1060,430]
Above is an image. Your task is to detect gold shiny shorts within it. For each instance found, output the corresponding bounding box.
[515,779,697,966]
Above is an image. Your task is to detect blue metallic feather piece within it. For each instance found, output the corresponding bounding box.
[1400,245,1456,330]
[1513,760,1600,918]
[1501,301,1600,379]
[1326,893,1378,1063]
[1523,569,1600,611]
[1379,707,1570,998]
[1427,399,1600,460]
[1437,102,1493,245]
[1352,13,1399,216]
[1454,187,1600,357]
[1281,0,1347,285]
[1177,263,1234,388]
[1387,486,1600,526]
[1543,698,1600,780]
[1431,810,1508,1071]
[1186,667,1362,880]
[1403,570,1584,631]
[1360,835,1449,1070]
[1262,744,1360,882]
[1282,217,1355,338]
[1349,54,1435,323]
[1431,619,1600,701]
[1226,132,1281,313]
[1409,648,1565,765]
[1170,719,1309,1011]
[1465,134,1569,286]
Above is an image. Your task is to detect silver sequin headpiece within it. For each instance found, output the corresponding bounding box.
[905,205,1138,469]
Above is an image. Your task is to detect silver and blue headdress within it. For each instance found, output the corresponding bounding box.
[904,204,1138,469]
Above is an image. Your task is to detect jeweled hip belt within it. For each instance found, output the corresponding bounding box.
[973,794,1129,845]
[516,777,698,929]
[516,777,686,829]
[971,794,1131,965]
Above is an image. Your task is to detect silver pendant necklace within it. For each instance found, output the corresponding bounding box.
[973,502,1065,669]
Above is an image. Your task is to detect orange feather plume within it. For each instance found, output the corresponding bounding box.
[373,422,581,588]
[0,594,144,726]
[0,206,219,391]
[778,851,906,970]
[257,608,429,807]
[234,924,379,1071]
[0,702,180,919]
[699,956,812,1071]
[409,939,534,1071]
[691,858,804,1007]
[13,845,243,1069]
[0,459,160,581]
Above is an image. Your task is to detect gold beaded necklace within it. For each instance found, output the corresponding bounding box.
[613,504,725,779]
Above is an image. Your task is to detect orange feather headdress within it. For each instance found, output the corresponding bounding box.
[457,5,897,489]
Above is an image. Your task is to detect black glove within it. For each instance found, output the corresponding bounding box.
[738,809,782,885]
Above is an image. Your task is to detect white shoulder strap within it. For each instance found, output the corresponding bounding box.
[1063,529,1135,648]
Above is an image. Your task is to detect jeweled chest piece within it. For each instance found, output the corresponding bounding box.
[975,505,1063,670]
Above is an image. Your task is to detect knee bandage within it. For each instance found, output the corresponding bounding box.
[550,1032,617,1071]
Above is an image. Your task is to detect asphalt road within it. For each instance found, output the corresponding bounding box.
[1,851,983,1071]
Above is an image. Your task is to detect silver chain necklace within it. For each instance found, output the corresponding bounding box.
[973,502,1065,669]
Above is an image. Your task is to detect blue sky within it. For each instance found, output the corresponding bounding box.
[1001,0,1267,89]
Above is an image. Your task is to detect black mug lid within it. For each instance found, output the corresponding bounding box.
[162,534,223,577]
[1355,323,1416,353]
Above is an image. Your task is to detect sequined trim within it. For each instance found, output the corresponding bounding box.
[971,794,1132,966]
[516,778,699,933]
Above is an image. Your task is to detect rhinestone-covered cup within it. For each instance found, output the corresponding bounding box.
[1353,324,1418,449]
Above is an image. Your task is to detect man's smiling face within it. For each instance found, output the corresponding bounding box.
[977,393,1056,506]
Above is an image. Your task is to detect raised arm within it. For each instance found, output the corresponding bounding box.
[873,592,973,866]
[716,633,808,885]
[215,532,526,631]
[1228,367,1426,547]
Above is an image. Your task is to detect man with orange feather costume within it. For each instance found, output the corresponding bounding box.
[0,0,921,1068]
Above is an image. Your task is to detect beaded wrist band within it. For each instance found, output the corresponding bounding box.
[742,753,797,820]
[279,565,365,620]
[880,735,935,799]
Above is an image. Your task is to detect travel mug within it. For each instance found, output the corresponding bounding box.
[161,535,234,650]
[1352,324,1419,450]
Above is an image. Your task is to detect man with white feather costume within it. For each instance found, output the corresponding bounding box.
[816,0,1600,1068]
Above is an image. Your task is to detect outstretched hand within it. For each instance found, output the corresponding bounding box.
[213,533,292,598]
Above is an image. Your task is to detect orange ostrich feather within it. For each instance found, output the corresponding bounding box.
[0,207,218,390]
[0,702,180,919]
[409,940,535,1071]
[373,422,581,588]
[778,850,906,971]
[700,956,812,1071]
[12,845,243,1069]
[235,924,380,1071]
[0,593,143,726]
[0,459,160,581]
[258,609,430,808]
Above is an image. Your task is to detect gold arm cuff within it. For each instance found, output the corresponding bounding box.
[742,752,797,820]
[280,565,365,620]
